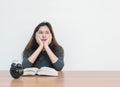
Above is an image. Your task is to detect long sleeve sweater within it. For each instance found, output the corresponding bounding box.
[22,47,64,71]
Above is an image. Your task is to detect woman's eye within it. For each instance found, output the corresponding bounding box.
[38,31,43,34]
[45,31,49,34]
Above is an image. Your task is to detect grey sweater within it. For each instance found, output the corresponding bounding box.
[22,47,64,71]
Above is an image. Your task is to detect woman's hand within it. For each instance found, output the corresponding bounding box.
[35,33,43,48]
[44,34,52,47]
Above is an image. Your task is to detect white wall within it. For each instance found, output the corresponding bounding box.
[0,0,120,70]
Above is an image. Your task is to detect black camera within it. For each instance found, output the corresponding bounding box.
[10,62,23,79]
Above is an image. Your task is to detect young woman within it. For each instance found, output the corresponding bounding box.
[22,22,64,71]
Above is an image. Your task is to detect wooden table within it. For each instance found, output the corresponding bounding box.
[0,71,120,87]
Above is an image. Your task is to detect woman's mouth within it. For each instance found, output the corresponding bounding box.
[41,39,47,41]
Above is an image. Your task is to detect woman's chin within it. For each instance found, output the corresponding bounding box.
[42,40,47,42]
[42,41,45,42]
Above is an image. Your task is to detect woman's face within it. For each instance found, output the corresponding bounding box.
[36,26,51,42]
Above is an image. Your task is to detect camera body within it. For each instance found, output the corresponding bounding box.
[10,63,23,79]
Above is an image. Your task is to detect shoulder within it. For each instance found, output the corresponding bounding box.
[23,50,33,56]
[51,44,64,54]
[56,46,64,53]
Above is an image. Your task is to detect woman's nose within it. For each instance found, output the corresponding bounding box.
[42,34,46,38]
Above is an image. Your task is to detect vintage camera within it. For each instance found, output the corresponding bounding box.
[10,62,23,79]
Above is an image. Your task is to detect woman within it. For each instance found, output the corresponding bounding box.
[22,22,64,71]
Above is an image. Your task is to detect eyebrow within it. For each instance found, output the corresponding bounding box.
[38,30,50,33]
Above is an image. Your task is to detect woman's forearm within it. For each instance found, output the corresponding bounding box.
[28,46,43,63]
[44,45,58,63]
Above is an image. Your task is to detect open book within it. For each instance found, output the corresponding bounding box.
[23,66,58,76]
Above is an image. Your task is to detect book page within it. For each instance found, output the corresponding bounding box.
[23,67,38,75]
[37,67,58,76]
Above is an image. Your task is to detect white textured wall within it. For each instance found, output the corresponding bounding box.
[0,0,120,70]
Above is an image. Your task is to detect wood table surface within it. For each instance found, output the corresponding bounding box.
[0,71,120,87]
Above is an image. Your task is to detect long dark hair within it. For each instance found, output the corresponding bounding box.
[23,21,62,55]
